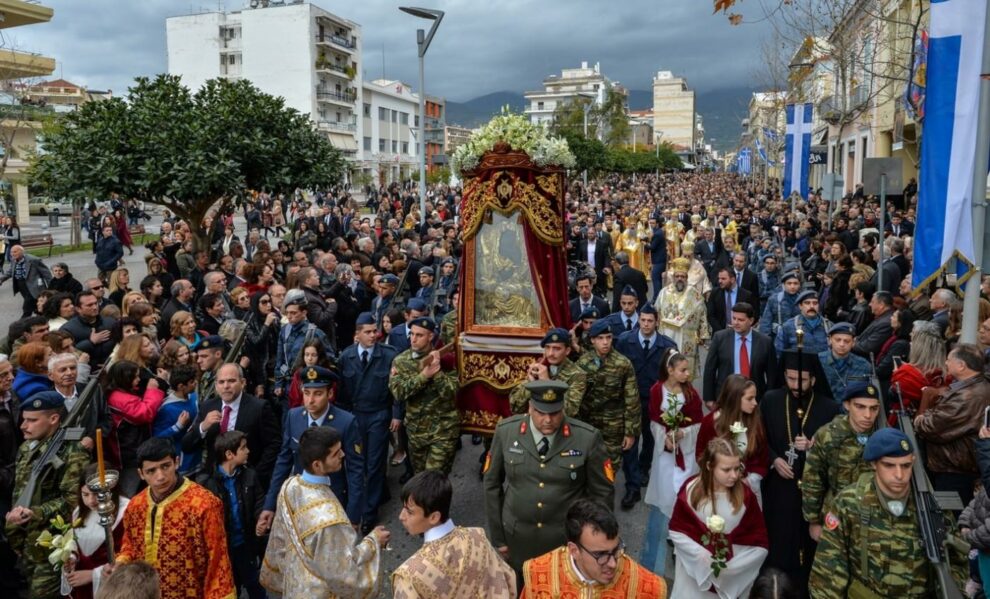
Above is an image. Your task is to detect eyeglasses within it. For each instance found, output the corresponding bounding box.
[259,299,272,304]
[575,539,625,566]
[90,285,104,290]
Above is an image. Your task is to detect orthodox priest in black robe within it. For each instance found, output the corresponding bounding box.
[760,348,838,595]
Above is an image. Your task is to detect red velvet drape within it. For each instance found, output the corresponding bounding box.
[522,224,572,329]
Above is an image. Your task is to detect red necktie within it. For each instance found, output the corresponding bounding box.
[739,337,751,378]
[220,405,232,433]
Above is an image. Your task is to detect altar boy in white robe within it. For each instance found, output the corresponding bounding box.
[260,425,391,598]
[669,438,768,599]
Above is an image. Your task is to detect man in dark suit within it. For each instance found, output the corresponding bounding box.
[731,253,760,308]
[706,268,756,335]
[648,219,667,302]
[613,305,676,507]
[337,313,399,533]
[181,363,280,487]
[694,227,718,279]
[577,226,611,296]
[852,291,895,358]
[611,251,648,311]
[258,365,366,534]
[568,274,610,323]
[929,288,954,336]
[885,212,914,238]
[703,302,777,408]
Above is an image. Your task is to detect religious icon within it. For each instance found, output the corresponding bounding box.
[473,210,540,328]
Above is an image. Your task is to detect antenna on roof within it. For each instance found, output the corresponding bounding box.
[382,42,386,80]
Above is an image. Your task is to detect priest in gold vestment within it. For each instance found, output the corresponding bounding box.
[663,211,684,259]
[392,471,516,598]
[664,241,712,299]
[617,218,646,274]
[654,258,709,377]
[520,499,665,599]
[261,426,388,599]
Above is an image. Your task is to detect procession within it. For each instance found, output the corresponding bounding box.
[2,0,990,598]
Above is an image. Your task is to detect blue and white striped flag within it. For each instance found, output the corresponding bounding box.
[736,148,752,175]
[763,127,780,143]
[754,137,774,166]
[783,103,813,198]
[912,0,985,288]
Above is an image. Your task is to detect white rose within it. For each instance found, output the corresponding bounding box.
[729,421,747,435]
[706,514,726,534]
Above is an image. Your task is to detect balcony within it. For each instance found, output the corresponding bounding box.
[0,48,54,78]
[316,119,356,133]
[315,87,356,105]
[0,0,54,29]
[315,61,352,80]
[850,84,869,108]
[818,95,841,124]
[315,34,355,52]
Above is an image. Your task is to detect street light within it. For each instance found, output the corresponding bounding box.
[399,6,444,227]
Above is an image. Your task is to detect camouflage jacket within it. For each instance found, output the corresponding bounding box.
[508,359,588,417]
[440,309,457,346]
[388,348,459,430]
[574,350,640,438]
[4,435,88,560]
[801,414,873,524]
[809,473,933,598]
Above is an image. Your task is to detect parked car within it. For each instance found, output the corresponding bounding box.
[28,197,74,216]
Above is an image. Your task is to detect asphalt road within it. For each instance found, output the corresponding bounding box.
[0,214,676,595]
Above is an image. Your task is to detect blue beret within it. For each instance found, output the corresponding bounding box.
[796,290,818,304]
[781,272,799,283]
[640,304,658,316]
[409,316,436,333]
[20,390,65,412]
[418,266,434,276]
[406,298,428,312]
[863,428,913,461]
[588,319,612,337]
[441,257,456,266]
[842,382,880,403]
[541,327,571,346]
[380,274,399,285]
[828,322,856,336]
[301,365,338,388]
[194,335,225,352]
[580,307,600,320]
[356,312,376,326]
[621,285,638,298]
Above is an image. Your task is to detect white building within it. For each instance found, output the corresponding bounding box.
[166,1,361,161]
[358,79,420,186]
[652,70,696,156]
[524,61,614,125]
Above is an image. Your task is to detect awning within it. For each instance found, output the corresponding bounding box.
[327,133,358,152]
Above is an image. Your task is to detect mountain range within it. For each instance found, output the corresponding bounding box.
[445,86,755,154]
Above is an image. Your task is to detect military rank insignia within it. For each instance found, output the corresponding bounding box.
[559,449,583,457]
[483,451,492,474]
[354,443,362,455]
[824,512,840,531]
[604,459,615,483]
[562,424,570,437]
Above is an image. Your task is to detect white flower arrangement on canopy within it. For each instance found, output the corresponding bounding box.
[450,107,577,176]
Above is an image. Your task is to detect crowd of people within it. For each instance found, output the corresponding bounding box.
[0,171,988,598]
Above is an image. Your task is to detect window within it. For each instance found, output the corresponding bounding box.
[363,103,371,117]
[391,110,398,123]
[363,137,372,151]
[228,55,236,65]
[399,112,409,125]
[392,140,398,153]
[379,138,386,152]
[402,141,409,154]
[379,107,388,120]
[414,115,420,127]
[537,101,544,110]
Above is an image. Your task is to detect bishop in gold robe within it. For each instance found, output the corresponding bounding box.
[655,258,709,376]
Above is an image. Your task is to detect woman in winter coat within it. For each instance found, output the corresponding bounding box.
[104,360,165,496]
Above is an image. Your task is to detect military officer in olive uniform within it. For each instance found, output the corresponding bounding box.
[484,380,614,575]
[575,318,640,470]
[802,382,882,543]
[4,391,88,599]
[809,428,946,598]
[388,316,459,474]
[509,328,587,416]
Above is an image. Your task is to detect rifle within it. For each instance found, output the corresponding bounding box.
[418,342,456,370]
[219,318,248,365]
[895,412,965,599]
[14,368,104,508]
[868,352,888,428]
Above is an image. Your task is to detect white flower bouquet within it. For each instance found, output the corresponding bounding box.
[450,107,576,176]
[36,514,80,571]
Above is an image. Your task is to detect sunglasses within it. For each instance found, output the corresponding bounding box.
[259,299,272,304]
[91,285,104,290]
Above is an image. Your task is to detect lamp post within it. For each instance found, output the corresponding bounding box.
[399,6,444,227]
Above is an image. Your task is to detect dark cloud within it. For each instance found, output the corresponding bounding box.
[23,0,772,99]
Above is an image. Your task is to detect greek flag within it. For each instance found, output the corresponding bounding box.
[754,137,774,166]
[763,127,780,143]
[736,148,752,175]
[783,103,813,198]
[912,0,985,288]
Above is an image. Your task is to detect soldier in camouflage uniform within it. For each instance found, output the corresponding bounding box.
[388,316,460,474]
[440,286,458,346]
[4,391,89,599]
[802,382,881,543]
[809,428,940,598]
[509,328,587,416]
[193,334,225,406]
[569,306,601,358]
[574,319,640,469]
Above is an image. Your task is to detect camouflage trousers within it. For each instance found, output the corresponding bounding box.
[22,558,60,599]
[406,418,459,474]
[583,416,624,470]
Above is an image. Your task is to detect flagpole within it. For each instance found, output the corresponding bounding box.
[960,0,990,344]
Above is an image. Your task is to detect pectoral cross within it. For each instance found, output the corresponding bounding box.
[785,444,799,467]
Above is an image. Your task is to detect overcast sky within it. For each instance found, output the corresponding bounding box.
[14,0,774,101]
